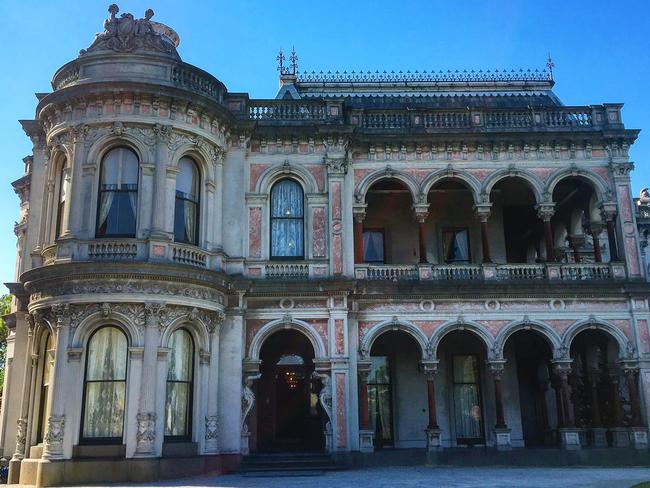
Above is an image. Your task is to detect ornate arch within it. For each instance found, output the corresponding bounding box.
[159,306,223,351]
[545,166,610,204]
[420,167,482,204]
[248,315,327,360]
[358,317,429,359]
[86,132,152,169]
[355,166,420,204]
[494,319,563,360]
[256,160,319,194]
[481,168,544,204]
[428,319,495,360]
[71,304,144,348]
[561,318,630,360]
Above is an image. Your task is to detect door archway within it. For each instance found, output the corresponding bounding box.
[257,329,324,452]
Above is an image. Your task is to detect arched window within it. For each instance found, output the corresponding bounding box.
[55,161,68,239]
[37,333,54,443]
[96,147,139,237]
[81,326,128,442]
[174,157,200,245]
[270,179,304,259]
[165,329,194,439]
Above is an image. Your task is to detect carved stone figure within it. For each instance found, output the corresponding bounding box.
[14,418,27,457]
[81,4,178,58]
[240,375,260,433]
[135,412,156,454]
[312,371,333,431]
[44,416,65,456]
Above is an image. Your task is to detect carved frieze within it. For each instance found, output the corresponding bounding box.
[135,412,156,454]
[44,415,65,456]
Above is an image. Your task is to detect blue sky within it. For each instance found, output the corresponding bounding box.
[1,0,649,285]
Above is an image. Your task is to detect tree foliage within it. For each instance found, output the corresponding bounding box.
[0,294,11,396]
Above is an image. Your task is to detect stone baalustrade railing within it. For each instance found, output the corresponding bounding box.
[355,262,627,282]
[243,102,622,132]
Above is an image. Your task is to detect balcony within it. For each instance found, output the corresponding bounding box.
[355,262,626,282]
[241,101,621,132]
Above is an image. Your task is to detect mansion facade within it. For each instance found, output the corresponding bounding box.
[3,5,650,486]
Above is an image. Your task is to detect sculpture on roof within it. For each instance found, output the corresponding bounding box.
[80,4,179,58]
[639,188,650,206]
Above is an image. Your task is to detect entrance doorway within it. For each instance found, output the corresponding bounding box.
[257,330,324,452]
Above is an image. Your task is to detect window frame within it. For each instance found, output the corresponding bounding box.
[173,157,201,246]
[441,227,472,264]
[54,161,68,240]
[451,353,485,446]
[362,228,386,264]
[95,146,140,239]
[80,326,129,445]
[36,333,54,444]
[269,178,305,260]
[164,328,195,442]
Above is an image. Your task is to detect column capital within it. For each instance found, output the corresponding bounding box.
[486,360,506,378]
[600,202,618,221]
[473,203,492,222]
[421,360,439,380]
[536,203,555,221]
[324,156,348,176]
[413,203,430,223]
[353,205,367,223]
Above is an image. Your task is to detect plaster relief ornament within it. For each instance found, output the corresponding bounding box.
[135,412,156,454]
[81,4,180,58]
[44,416,65,455]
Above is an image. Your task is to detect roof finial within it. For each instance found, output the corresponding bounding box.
[289,46,299,75]
[276,48,285,75]
[546,53,555,81]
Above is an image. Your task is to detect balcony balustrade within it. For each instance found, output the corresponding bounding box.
[355,262,626,282]
[243,101,612,132]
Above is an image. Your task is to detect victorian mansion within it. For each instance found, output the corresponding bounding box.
[3,5,650,486]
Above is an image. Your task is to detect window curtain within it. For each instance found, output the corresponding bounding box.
[454,229,470,261]
[452,355,482,441]
[175,158,199,244]
[165,329,193,437]
[97,147,139,237]
[363,231,384,262]
[183,200,197,244]
[271,180,304,257]
[82,327,127,439]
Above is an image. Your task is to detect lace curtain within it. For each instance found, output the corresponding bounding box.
[82,327,128,439]
[97,147,139,236]
[363,231,385,262]
[165,329,193,437]
[174,158,199,244]
[271,179,304,257]
[452,355,483,440]
[444,229,470,263]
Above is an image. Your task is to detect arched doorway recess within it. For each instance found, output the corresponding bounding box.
[257,330,324,452]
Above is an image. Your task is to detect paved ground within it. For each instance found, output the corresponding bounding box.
[71,467,650,488]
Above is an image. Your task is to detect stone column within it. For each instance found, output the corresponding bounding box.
[151,125,172,240]
[357,363,373,452]
[422,362,442,451]
[553,361,581,449]
[587,369,607,447]
[473,204,492,264]
[413,205,429,264]
[134,303,163,457]
[7,316,34,483]
[568,235,583,263]
[326,157,348,277]
[59,126,86,239]
[205,311,224,455]
[488,361,511,450]
[353,208,366,265]
[609,368,630,447]
[211,148,225,253]
[589,224,603,263]
[601,207,620,262]
[623,366,648,448]
[536,204,556,262]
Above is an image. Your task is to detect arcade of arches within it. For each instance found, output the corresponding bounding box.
[354,175,618,266]
[246,325,645,453]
